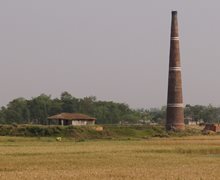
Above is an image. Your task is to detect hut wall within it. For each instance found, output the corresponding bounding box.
[72,120,87,126]
[87,121,95,125]
[71,120,95,126]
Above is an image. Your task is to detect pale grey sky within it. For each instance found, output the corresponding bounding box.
[0,0,219,108]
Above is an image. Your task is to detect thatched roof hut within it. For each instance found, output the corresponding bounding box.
[48,113,96,126]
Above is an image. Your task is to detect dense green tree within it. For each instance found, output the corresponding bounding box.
[28,94,51,124]
[60,91,78,113]
[3,98,29,124]
[79,96,96,115]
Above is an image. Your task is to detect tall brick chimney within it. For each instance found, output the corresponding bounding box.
[166,11,185,130]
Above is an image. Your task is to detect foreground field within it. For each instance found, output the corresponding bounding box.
[0,136,220,180]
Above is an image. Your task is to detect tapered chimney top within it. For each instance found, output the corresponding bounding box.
[172,11,178,15]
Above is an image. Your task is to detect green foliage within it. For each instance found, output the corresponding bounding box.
[0,92,220,125]
[0,92,141,125]
[184,104,220,123]
[60,91,78,113]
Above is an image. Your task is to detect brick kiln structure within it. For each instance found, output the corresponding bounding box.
[203,124,220,133]
[166,11,185,130]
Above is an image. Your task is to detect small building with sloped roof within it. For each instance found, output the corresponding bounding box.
[48,113,96,126]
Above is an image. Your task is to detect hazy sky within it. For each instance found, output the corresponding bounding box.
[0,0,220,108]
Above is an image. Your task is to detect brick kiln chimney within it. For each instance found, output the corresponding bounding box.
[166,11,185,130]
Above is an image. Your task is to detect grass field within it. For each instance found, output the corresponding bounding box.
[0,136,220,180]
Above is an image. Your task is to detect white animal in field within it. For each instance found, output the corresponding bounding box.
[56,137,62,141]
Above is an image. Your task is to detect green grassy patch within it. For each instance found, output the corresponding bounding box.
[0,124,208,140]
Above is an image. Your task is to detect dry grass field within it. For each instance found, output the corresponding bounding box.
[0,136,220,180]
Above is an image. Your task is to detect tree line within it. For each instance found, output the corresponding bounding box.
[0,92,140,125]
[0,92,219,125]
[137,104,220,124]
